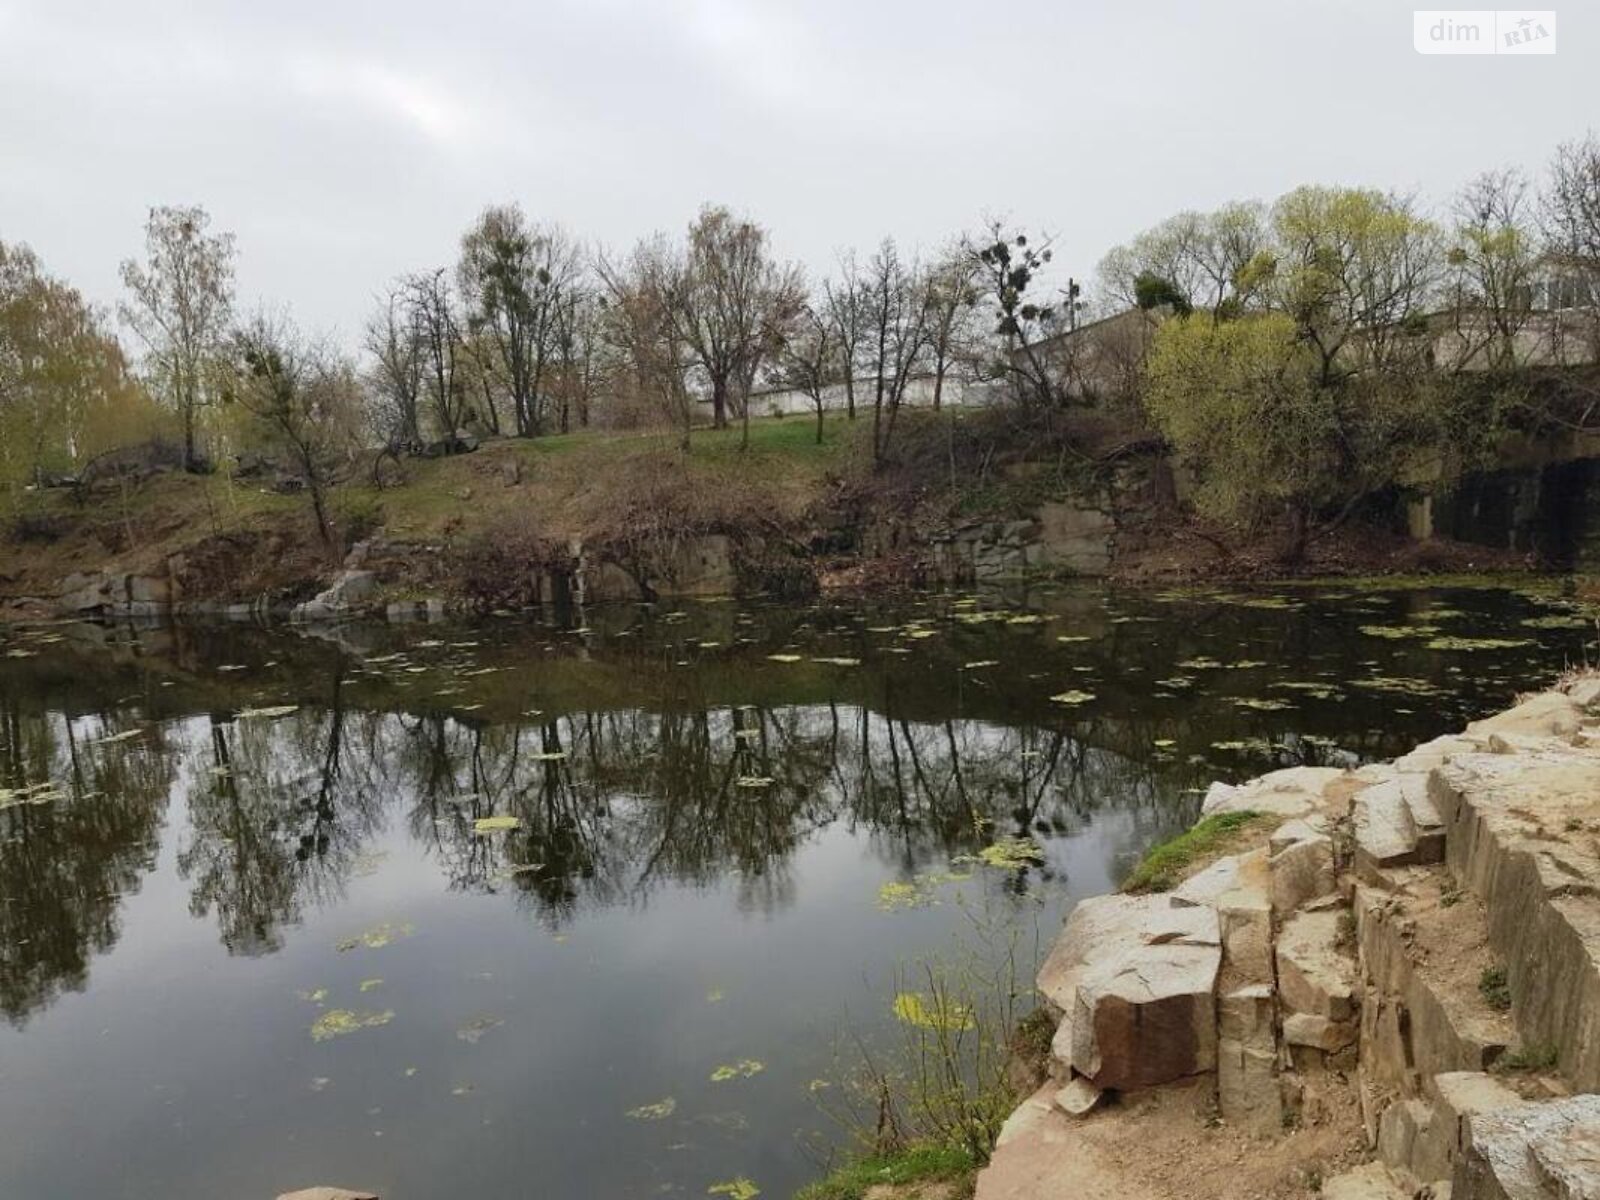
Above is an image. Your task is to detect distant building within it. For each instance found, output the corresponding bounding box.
[744,374,1000,419]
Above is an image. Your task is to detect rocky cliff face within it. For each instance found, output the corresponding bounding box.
[981,678,1600,1200]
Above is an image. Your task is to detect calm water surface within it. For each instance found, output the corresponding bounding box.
[0,582,1591,1199]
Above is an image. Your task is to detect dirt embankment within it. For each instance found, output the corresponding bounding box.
[0,410,1540,621]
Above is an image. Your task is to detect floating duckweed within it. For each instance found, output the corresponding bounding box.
[296,987,329,1004]
[1048,690,1095,706]
[709,1059,765,1082]
[0,781,66,810]
[473,816,522,834]
[456,1016,503,1044]
[359,979,384,993]
[810,656,860,667]
[529,751,567,762]
[336,921,415,952]
[627,1097,678,1120]
[735,776,774,789]
[1522,614,1592,629]
[1359,624,1439,640]
[91,729,142,745]
[707,1179,760,1200]
[1354,676,1444,696]
[236,704,299,720]
[1234,697,1293,711]
[973,837,1044,870]
[766,653,802,663]
[310,1008,395,1042]
[877,881,929,911]
[1425,636,1533,652]
[892,992,975,1031]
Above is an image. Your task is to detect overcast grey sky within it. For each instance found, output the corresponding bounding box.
[0,0,1592,342]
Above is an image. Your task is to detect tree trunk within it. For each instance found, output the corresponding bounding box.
[815,403,824,445]
[1284,503,1310,565]
[182,399,198,473]
[711,377,728,430]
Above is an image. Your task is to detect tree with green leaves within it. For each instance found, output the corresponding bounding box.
[1,240,151,513]
[119,205,235,472]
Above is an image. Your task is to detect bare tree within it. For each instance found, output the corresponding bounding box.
[775,304,836,444]
[861,238,932,465]
[966,224,1069,411]
[550,287,607,432]
[119,205,236,471]
[921,250,981,410]
[1544,133,1600,267]
[231,314,362,555]
[401,269,469,440]
[596,237,695,450]
[363,283,425,453]
[1446,168,1539,372]
[659,205,804,435]
[458,205,582,437]
[823,253,870,420]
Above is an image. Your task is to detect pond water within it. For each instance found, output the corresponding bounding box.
[0,581,1593,1200]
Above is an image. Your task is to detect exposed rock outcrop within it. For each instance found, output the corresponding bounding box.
[983,676,1600,1200]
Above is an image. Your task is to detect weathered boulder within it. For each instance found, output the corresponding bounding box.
[1201,766,1344,821]
[1455,1094,1600,1200]
[291,569,377,622]
[1217,984,1282,1134]
[1173,849,1274,987]
[1353,772,1444,881]
[1269,818,1337,916]
[1320,1163,1416,1200]
[1467,691,1586,741]
[1032,501,1115,576]
[1038,894,1220,1091]
[1052,1076,1104,1117]
[1278,908,1357,1022]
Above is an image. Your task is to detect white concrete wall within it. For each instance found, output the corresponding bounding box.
[747,375,1001,418]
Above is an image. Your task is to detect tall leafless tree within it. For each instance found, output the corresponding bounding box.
[458,205,582,438]
[861,238,932,465]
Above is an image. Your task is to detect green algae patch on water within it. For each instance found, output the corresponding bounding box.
[456,1016,503,1044]
[707,1179,760,1199]
[626,1096,677,1120]
[310,1008,395,1042]
[1425,636,1534,651]
[1122,810,1271,895]
[335,921,415,952]
[235,704,299,720]
[1523,613,1593,629]
[968,837,1044,871]
[1048,689,1095,706]
[1359,624,1439,640]
[892,992,975,1032]
[709,1059,765,1082]
[473,815,522,834]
